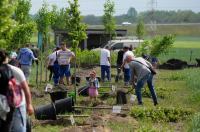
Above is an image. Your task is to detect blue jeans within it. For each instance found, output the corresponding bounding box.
[10,104,26,132]
[135,73,158,105]
[59,65,71,77]
[124,68,130,84]
[101,65,110,81]
[53,63,60,85]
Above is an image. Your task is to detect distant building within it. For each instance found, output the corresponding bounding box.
[54,28,127,50]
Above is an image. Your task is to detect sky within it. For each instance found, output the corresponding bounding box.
[30,0,200,16]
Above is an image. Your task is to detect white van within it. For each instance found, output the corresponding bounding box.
[104,39,143,50]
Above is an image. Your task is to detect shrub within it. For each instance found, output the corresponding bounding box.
[130,107,193,122]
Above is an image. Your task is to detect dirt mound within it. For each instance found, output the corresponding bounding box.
[61,125,111,132]
[31,89,44,98]
[159,59,188,69]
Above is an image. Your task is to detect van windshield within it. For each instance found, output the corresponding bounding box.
[111,43,123,50]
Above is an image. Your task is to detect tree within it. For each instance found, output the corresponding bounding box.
[136,19,145,40]
[0,0,16,48]
[65,0,87,102]
[50,6,67,30]
[135,35,175,57]
[14,0,31,24]
[10,0,36,49]
[127,7,137,23]
[35,2,51,51]
[103,0,116,41]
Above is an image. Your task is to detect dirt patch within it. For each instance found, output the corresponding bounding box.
[75,67,99,78]
[79,98,106,107]
[61,125,112,132]
[83,113,138,127]
[31,89,44,98]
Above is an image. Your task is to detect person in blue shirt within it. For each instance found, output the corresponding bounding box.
[17,44,38,82]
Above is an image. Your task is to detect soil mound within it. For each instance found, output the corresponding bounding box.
[159,59,188,69]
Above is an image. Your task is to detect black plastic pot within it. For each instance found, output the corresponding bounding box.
[26,116,31,132]
[71,76,81,86]
[78,86,89,96]
[49,90,68,102]
[116,90,127,104]
[34,103,56,120]
[54,97,74,114]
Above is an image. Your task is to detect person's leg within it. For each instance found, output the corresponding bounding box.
[53,63,60,85]
[135,74,150,105]
[124,68,130,85]
[10,104,26,132]
[49,66,53,81]
[135,79,145,105]
[101,65,105,82]
[105,66,111,81]
[147,74,158,105]
[65,65,71,85]
[21,65,31,83]
[59,65,65,85]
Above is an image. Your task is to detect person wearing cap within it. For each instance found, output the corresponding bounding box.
[121,46,134,86]
[87,70,100,100]
[57,42,75,86]
[125,55,158,106]
[8,51,19,67]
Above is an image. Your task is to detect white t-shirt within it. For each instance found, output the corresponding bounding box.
[8,64,26,106]
[57,49,75,65]
[100,48,110,66]
[123,50,134,69]
[48,51,58,66]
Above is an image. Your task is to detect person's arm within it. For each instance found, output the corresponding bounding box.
[145,59,153,68]
[20,81,34,115]
[30,50,38,61]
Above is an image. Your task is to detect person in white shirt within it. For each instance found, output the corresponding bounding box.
[121,46,134,85]
[0,49,34,132]
[47,47,60,84]
[100,46,111,82]
[57,42,75,86]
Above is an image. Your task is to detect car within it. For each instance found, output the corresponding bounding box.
[104,39,144,51]
[122,22,132,26]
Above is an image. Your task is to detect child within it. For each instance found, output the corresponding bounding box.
[88,70,99,100]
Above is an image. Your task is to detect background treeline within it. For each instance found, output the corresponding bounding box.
[82,7,200,25]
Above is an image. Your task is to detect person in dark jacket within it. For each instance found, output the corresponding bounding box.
[115,49,124,82]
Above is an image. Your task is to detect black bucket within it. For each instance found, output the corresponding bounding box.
[78,86,89,96]
[71,76,81,86]
[34,103,57,120]
[116,90,127,104]
[26,116,31,132]
[54,97,74,114]
[49,90,68,102]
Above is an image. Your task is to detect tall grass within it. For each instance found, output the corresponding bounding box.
[188,113,200,132]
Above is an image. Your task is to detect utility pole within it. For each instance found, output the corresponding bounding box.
[149,0,157,37]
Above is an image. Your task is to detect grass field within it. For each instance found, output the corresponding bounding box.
[158,36,200,63]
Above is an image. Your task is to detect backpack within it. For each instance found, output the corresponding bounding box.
[0,64,22,108]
